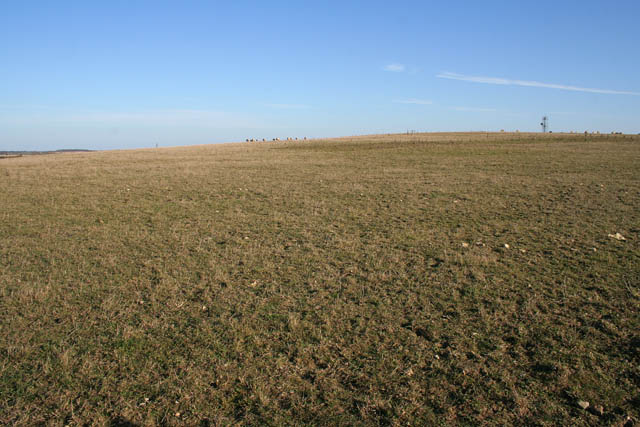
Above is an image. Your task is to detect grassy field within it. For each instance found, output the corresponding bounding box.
[1,132,638,425]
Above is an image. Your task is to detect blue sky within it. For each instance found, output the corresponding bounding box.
[1,0,639,150]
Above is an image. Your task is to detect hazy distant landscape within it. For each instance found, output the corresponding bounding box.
[1,132,638,425]
[0,149,93,158]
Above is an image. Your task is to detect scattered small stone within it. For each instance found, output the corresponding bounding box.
[244,236,250,240]
[476,242,486,247]
[577,400,589,410]
[175,412,181,417]
[504,244,510,249]
[608,233,626,241]
[202,305,207,311]
[461,242,469,248]
[138,300,145,305]
[519,248,526,253]
[592,247,597,252]
[249,280,259,288]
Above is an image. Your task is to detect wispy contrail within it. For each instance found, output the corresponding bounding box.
[437,72,640,95]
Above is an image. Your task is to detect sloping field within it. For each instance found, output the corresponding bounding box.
[1,133,639,425]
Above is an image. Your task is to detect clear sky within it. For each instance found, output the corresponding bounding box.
[2,0,639,150]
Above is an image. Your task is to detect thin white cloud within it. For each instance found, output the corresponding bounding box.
[393,98,433,105]
[384,63,405,72]
[437,72,640,95]
[265,103,310,109]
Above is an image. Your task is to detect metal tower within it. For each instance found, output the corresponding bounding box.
[540,116,548,133]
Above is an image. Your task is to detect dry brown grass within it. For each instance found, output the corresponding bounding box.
[1,132,639,425]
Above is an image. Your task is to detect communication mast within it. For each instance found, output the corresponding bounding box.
[540,116,548,133]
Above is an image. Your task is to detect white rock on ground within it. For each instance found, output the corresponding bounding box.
[608,233,626,241]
